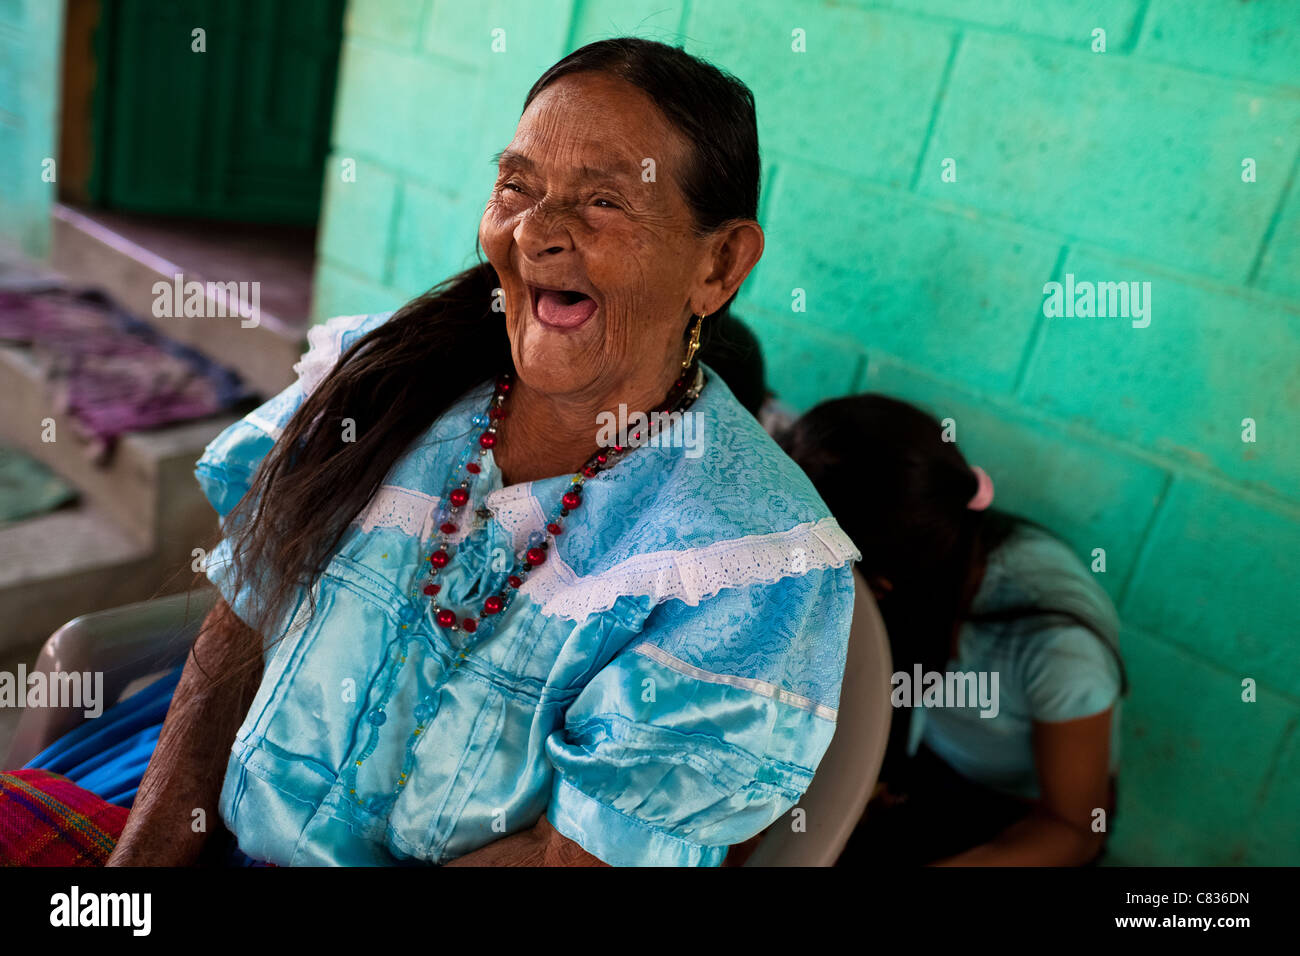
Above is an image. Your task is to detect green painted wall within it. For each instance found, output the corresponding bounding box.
[319,0,1300,865]
[0,0,65,256]
[89,0,346,224]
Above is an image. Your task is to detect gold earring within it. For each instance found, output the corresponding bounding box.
[683,313,704,369]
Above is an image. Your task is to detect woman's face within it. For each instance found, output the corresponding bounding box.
[479,72,715,402]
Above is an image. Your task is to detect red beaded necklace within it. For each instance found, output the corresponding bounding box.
[411,362,705,647]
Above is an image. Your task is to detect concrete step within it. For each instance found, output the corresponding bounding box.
[0,502,164,651]
[50,203,306,396]
[0,341,241,550]
[0,235,261,659]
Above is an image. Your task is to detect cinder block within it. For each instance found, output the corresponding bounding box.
[1255,177,1300,302]
[0,26,21,116]
[416,0,575,199]
[917,33,1300,282]
[312,262,407,322]
[751,164,1057,394]
[1021,247,1300,501]
[1121,476,1300,696]
[1138,0,1300,89]
[1107,627,1292,865]
[317,154,399,284]
[744,306,866,414]
[332,39,486,195]
[685,0,954,187]
[423,0,573,103]
[570,0,684,45]
[863,357,1167,599]
[390,179,484,296]
[870,0,1142,47]
[0,122,21,198]
[345,0,427,50]
[0,0,63,258]
[424,0,570,65]
[1248,724,1300,864]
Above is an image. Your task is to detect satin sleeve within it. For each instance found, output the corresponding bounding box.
[194,380,304,521]
[544,563,856,866]
[192,312,391,635]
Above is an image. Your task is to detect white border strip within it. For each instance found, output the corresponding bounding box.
[245,410,282,439]
[632,641,838,722]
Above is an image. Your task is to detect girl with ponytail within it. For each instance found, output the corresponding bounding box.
[783,394,1125,866]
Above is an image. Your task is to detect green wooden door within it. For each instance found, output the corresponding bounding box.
[91,0,345,224]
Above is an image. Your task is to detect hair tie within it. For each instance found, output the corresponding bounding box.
[967,465,994,511]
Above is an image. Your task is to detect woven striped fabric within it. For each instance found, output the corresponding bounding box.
[0,769,127,866]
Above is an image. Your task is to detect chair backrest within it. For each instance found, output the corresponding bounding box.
[4,589,213,767]
[745,569,892,866]
[6,580,892,867]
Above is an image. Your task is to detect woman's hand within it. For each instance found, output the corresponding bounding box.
[107,598,263,866]
[932,708,1113,866]
[443,815,608,867]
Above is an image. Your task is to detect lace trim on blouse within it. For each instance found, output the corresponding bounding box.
[286,313,863,623]
[292,313,374,398]
[352,484,859,623]
[352,482,550,552]
[519,516,861,622]
[356,485,443,540]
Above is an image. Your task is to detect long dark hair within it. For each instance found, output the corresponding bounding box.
[198,38,762,680]
[780,394,1127,777]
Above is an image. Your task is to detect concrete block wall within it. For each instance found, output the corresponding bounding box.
[0,0,65,256]
[315,0,1299,864]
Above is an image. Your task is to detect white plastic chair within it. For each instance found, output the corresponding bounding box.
[744,569,892,865]
[6,573,891,866]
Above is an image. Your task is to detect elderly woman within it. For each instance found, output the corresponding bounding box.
[75,38,860,867]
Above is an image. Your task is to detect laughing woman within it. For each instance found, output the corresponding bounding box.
[65,39,863,866]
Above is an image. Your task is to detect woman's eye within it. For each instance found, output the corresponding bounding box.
[500,181,524,194]
[591,197,618,209]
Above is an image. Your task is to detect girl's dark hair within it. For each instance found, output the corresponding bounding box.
[780,394,1127,779]
[697,312,766,417]
[198,38,762,679]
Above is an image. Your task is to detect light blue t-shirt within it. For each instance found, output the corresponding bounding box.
[915,525,1123,800]
[194,312,861,866]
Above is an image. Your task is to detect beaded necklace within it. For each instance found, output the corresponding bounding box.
[408,360,705,661]
[347,362,705,812]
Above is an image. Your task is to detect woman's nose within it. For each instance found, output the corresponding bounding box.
[514,201,573,258]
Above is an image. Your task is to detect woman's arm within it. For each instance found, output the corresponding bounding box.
[443,816,608,867]
[932,708,1113,867]
[107,597,263,866]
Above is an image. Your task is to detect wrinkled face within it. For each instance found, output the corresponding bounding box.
[479,72,711,402]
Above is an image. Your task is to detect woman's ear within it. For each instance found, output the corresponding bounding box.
[696,219,765,315]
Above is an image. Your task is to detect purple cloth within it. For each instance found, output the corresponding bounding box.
[0,287,252,457]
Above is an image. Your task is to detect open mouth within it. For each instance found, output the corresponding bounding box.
[528,284,598,330]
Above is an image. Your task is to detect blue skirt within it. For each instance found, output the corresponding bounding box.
[23,664,183,807]
[22,664,261,865]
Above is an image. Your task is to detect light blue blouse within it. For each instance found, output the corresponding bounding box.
[916,524,1123,800]
[194,312,861,866]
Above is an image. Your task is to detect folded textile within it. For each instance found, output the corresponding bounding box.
[0,444,77,524]
[0,768,127,866]
[0,287,253,460]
